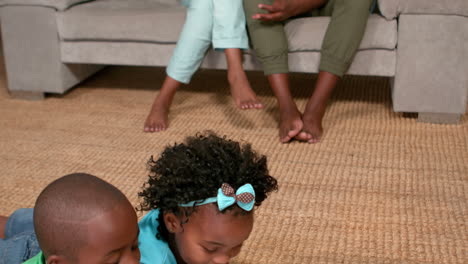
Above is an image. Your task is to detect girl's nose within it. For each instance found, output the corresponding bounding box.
[212,254,230,264]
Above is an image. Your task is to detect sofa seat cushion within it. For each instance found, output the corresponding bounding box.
[57,0,186,43]
[377,0,468,20]
[285,14,397,52]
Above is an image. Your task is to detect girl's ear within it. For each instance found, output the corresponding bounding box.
[46,255,67,264]
[163,212,183,233]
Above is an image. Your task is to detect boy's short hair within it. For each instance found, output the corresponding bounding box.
[34,173,129,260]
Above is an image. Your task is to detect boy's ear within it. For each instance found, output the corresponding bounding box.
[163,212,183,233]
[46,255,67,264]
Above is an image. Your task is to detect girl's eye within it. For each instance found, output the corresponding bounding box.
[203,246,217,253]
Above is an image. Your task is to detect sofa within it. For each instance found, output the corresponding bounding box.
[0,0,467,123]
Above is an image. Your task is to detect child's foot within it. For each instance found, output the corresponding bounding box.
[144,76,180,133]
[144,100,170,132]
[279,108,303,143]
[228,71,263,110]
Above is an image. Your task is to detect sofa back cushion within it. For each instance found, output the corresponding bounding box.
[0,0,94,10]
[378,0,468,19]
[58,0,186,43]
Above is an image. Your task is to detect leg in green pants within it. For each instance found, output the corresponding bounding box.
[243,0,373,143]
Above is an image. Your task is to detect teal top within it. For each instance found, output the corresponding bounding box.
[138,209,177,264]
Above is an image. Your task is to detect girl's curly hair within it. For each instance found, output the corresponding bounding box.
[138,132,278,241]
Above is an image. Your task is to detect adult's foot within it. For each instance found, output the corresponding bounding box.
[300,109,324,143]
[295,71,338,143]
[228,70,263,110]
[278,107,303,143]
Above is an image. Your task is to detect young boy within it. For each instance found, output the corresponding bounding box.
[244,0,375,143]
[0,173,140,264]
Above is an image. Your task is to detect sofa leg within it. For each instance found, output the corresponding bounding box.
[417,113,461,124]
[9,91,45,101]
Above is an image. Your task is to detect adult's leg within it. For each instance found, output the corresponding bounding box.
[144,0,214,132]
[301,0,373,143]
[214,0,263,109]
[244,0,302,142]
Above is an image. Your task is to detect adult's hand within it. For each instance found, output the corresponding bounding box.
[252,0,327,22]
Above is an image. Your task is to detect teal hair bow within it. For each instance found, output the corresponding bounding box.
[179,183,256,212]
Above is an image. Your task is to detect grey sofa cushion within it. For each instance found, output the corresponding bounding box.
[0,0,93,11]
[58,0,186,42]
[60,0,396,53]
[378,0,468,20]
[285,14,397,52]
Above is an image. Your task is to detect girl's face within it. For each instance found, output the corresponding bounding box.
[165,204,254,264]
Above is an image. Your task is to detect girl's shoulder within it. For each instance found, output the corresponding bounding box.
[138,209,177,264]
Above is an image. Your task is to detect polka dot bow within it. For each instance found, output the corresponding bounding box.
[217,183,255,211]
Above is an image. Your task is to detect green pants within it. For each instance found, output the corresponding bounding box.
[244,0,374,77]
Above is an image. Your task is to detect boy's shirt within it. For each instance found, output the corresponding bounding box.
[139,209,177,264]
[22,251,45,264]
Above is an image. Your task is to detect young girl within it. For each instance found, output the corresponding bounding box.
[144,0,263,133]
[138,132,278,263]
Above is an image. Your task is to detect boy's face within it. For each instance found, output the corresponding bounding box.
[165,205,254,264]
[75,202,140,264]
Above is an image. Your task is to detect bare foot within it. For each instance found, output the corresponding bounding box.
[144,100,169,132]
[144,76,180,133]
[296,71,338,143]
[228,70,263,110]
[301,112,323,143]
[279,108,303,143]
[224,48,263,110]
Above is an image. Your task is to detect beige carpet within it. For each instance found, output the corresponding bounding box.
[0,57,467,263]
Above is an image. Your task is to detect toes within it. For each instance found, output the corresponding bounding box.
[237,100,263,110]
[287,126,301,138]
[279,128,293,143]
[307,135,321,144]
[280,135,292,143]
[254,101,264,109]
[295,131,312,141]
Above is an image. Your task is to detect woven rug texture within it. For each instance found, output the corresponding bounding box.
[0,58,467,263]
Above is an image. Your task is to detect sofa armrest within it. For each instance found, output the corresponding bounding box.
[378,0,468,20]
[0,0,96,11]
